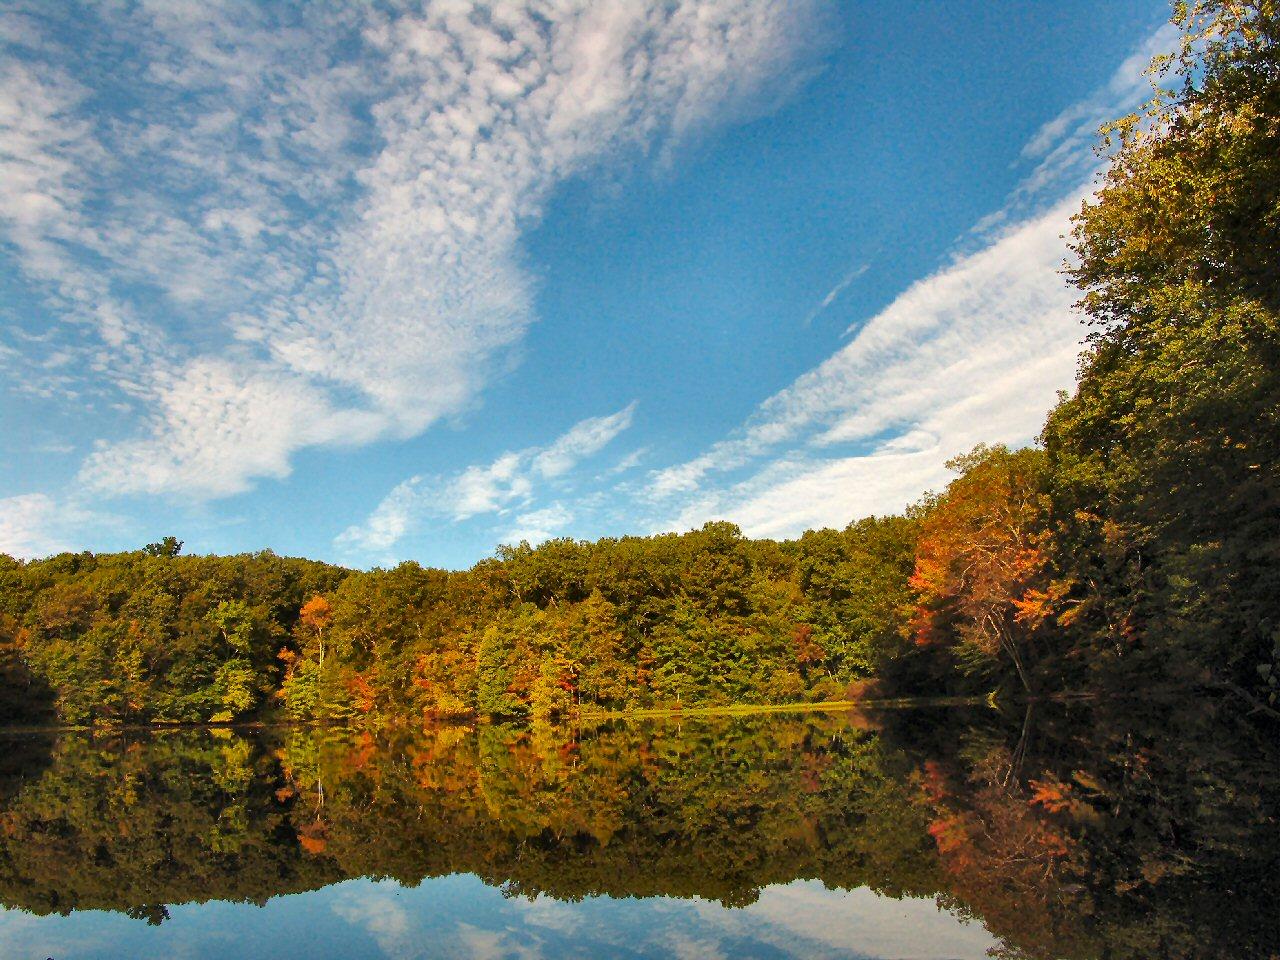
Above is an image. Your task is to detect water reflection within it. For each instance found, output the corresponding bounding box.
[0,702,1275,959]
[0,877,998,960]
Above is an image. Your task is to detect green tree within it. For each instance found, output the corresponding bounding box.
[143,537,183,558]
[568,590,631,709]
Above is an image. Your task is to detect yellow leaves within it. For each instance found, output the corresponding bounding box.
[1071,770,1105,793]
[1012,588,1054,626]
[1055,600,1086,629]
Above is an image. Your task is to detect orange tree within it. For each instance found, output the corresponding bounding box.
[909,445,1053,692]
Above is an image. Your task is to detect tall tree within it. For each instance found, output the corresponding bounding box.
[1044,0,1280,702]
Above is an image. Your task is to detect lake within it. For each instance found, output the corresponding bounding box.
[0,702,1275,959]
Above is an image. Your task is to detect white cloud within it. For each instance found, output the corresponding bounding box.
[1022,23,1177,164]
[642,25,1180,539]
[802,263,867,326]
[0,493,116,559]
[648,190,1083,535]
[0,2,825,500]
[338,403,633,556]
[532,403,636,479]
[503,503,574,547]
[452,453,537,521]
[976,21,1181,237]
[650,189,1080,519]
[80,356,386,498]
[0,494,65,558]
[602,446,650,478]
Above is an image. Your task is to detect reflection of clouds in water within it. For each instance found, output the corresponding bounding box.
[666,929,731,960]
[0,908,82,960]
[692,881,998,960]
[511,896,583,935]
[459,881,995,960]
[0,906,184,957]
[328,883,556,960]
[455,921,546,960]
[1,876,996,960]
[331,883,417,959]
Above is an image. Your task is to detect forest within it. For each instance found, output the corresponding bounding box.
[1,0,1277,729]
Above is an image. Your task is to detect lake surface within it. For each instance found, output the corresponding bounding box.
[0,702,1275,959]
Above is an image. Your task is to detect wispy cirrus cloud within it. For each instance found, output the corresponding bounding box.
[802,263,867,326]
[1,1,827,499]
[647,190,1084,534]
[968,21,1179,241]
[503,503,575,547]
[643,25,1175,538]
[0,494,67,558]
[532,403,638,479]
[338,403,635,557]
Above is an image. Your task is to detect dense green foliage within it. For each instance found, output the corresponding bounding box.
[1041,0,1280,700]
[0,548,347,725]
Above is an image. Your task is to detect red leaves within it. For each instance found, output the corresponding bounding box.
[906,446,1052,678]
[345,672,377,714]
[296,821,328,855]
[792,623,826,666]
[927,816,970,856]
[1028,777,1073,814]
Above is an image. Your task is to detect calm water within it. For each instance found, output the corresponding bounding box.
[0,703,1275,960]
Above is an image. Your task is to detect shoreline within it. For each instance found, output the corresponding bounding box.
[0,692,1115,735]
[579,695,991,720]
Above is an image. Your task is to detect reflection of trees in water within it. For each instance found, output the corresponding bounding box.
[900,701,1280,960]
[0,706,1275,959]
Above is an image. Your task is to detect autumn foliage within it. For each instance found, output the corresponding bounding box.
[908,445,1051,691]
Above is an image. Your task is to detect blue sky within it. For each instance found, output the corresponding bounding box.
[0,0,1172,569]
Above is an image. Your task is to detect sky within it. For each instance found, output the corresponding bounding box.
[0,0,1175,569]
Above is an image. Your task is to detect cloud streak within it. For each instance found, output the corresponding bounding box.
[647,191,1085,534]
[338,402,635,557]
[643,25,1178,539]
[802,263,867,326]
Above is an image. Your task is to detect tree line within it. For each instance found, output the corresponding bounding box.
[0,518,921,724]
[1,0,1276,727]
